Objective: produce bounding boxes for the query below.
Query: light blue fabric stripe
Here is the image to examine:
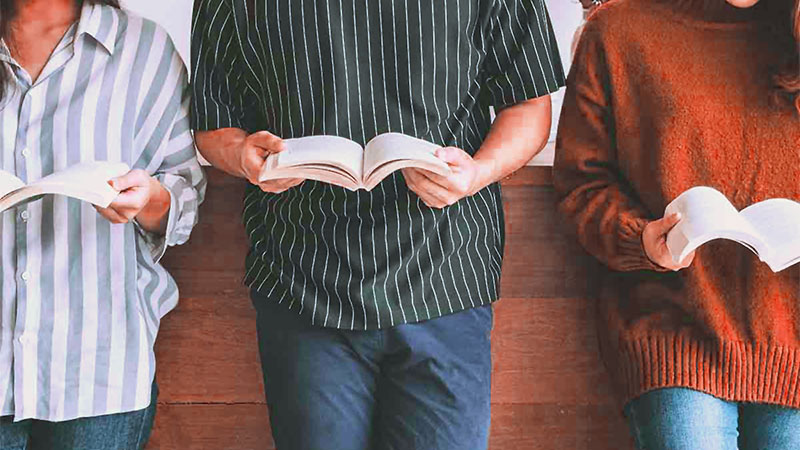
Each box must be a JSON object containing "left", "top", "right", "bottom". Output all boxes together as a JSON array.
[
  {"left": 91, "top": 10, "right": 128, "bottom": 417},
  {"left": 11, "top": 77, "right": 31, "bottom": 418},
  {"left": 34, "top": 65, "right": 65, "bottom": 418},
  {"left": 118, "top": 17, "right": 156, "bottom": 412},
  {"left": 62, "top": 37, "right": 97, "bottom": 420}
]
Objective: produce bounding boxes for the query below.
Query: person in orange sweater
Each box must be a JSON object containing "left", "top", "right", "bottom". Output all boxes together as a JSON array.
[{"left": 554, "top": 0, "right": 800, "bottom": 448}]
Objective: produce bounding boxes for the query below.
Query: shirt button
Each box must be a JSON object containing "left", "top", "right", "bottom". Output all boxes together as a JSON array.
[
  {"left": 20, "top": 148, "right": 30, "bottom": 157},
  {"left": 20, "top": 210, "right": 28, "bottom": 221},
  {"left": 18, "top": 335, "right": 26, "bottom": 344},
  {"left": 21, "top": 271, "right": 29, "bottom": 282}
]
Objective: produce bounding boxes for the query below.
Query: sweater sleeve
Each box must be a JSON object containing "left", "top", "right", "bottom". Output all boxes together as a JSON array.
[{"left": 553, "top": 18, "right": 664, "bottom": 273}]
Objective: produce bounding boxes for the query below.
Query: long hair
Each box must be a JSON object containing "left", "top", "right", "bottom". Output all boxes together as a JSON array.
[
  {"left": 775, "top": 0, "right": 800, "bottom": 112},
  {"left": 0, "top": 0, "right": 119, "bottom": 102}
]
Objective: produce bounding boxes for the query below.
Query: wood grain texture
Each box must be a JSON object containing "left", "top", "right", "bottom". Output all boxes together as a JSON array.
[
  {"left": 149, "top": 168, "right": 633, "bottom": 449},
  {"left": 489, "top": 404, "right": 633, "bottom": 450},
  {"left": 148, "top": 404, "right": 274, "bottom": 450},
  {"left": 148, "top": 403, "right": 632, "bottom": 450}
]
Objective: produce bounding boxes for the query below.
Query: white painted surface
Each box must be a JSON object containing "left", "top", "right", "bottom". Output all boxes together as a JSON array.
[
  {"left": 534, "top": 0, "right": 583, "bottom": 165},
  {"left": 119, "top": 0, "right": 192, "bottom": 66}
]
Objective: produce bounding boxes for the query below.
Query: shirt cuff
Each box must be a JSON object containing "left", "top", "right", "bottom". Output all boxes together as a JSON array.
[{"left": 134, "top": 174, "right": 181, "bottom": 263}]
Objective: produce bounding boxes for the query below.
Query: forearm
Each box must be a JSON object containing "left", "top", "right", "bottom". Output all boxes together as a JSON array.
[
  {"left": 195, "top": 128, "right": 249, "bottom": 178},
  {"left": 136, "top": 177, "right": 171, "bottom": 234},
  {"left": 471, "top": 95, "right": 552, "bottom": 191}
]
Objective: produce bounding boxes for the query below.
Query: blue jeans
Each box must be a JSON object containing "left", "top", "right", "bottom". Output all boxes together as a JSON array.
[
  {"left": 0, "top": 384, "right": 157, "bottom": 450},
  {"left": 625, "top": 388, "right": 800, "bottom": 450},
  {"left": 252, "top": 291, "right": 493, "bottom": 450}
]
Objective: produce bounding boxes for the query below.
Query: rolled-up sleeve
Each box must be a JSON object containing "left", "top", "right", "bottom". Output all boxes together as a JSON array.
[
  {"left": 191, "top": 0, "right": 255, "bottom": 132},
  {"left": 134, "top": 35, "right": 207, "bottom": 262},
  {"left": 479, "top": 0, "right": 566, "bottom": 106},
  {"left": 142, "top": 113, "right": 206, "bottom": 262}
]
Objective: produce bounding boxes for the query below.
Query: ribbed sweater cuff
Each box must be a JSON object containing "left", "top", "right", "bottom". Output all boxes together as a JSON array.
[
  {"left": 618, "top": 336, "right": 800, "bottom": 409},
  {"left": 617, "top": 216, "right": 668, "bottom": 272}
]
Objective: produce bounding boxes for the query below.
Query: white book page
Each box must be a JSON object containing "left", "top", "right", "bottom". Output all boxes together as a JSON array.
[
  {"left": 740, "top": 198, "right": 800, "bottom": 271},
  {"left": 275, "top": 136, "right": 365, "bottom": 181},
  {"left": 664, "top": 186, "right": 765, "bottom": 263},
  {"left": 363, "top": 133, "right": 449, "bottom": 177},
  {"left": 0, "top": 170, "right": 25, "bottom": 199},
  {"left": 0, "top": 161, "right": 129, "bottom": 213}
]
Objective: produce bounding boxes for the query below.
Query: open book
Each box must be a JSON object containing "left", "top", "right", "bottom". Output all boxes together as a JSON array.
[
  {"left": 0, "top": 161, "right": 130, "bottom": 213},
  {"left": 259, "top": 133, "right": 452, "bottom": 191},
  {"left": 665, "top": 186, "right": 800, "bottom": 272}
]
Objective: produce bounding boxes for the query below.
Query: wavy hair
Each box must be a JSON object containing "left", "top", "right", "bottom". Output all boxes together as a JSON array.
[{"left": 775, "top": 0, "right": 800, "bottom": 112}]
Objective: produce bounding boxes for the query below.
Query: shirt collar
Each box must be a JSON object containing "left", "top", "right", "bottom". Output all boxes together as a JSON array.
[
  {"left": 75, "top": 1, "right": 119, "bottom": 55},
  {"left": 0, "top": 42, "right": 12, "bottom": 66}
]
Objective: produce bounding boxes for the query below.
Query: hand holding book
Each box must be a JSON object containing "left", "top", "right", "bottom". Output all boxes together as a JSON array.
[
  {"left": 643, "top": 213, "right": 697, "bottom": 271},
  {"left": 662, "top": 187, "right": 800, "bottom": 273},
  {"left": 245, "top": 131, "right": 304, "bottom": 194},
  {"left": 0, "top": 161, "right": 173, "bottom": 234},
  {"left": 95, "top": 169, "right": 172, "bottom": 234},
  {"left": 0, "top": 161, "right": 130, "bottom": 214},
  {"left": 193, "top": 129, "right": 303, "bottom": 194},
  {"left": 403, "top": 146, "right": 492, "bottom": 209}
]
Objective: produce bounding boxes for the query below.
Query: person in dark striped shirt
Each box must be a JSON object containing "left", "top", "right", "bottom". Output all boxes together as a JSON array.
[{"left": 192, "top": 0, "right": 564, "bottom": 448}]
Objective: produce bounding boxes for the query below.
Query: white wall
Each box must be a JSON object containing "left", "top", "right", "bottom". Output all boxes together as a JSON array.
[
  {"left": 119, "top": 0, "right": 192, "bottom": 65},
  {"left": 121, "top": 0, "right": 581, "bottom": 163},
  {"left": 545, "top": 0, "right": 582, "bottom": 137}
]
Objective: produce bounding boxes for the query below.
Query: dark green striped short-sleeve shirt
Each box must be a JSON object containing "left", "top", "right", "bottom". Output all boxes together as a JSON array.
[{"left": 192, "top": 0, "right": 565, "bottom": 330}]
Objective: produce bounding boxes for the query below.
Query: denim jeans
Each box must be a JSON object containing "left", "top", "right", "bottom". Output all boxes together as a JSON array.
[
  {"left": 252, "top": 291, "right": 493, "bottom": 450},
  {"left": 0, "top": 383, "right": 157, "bottom": 450},
  {"left": 625, "top": 387, "right": 800, "bottom": 450}
]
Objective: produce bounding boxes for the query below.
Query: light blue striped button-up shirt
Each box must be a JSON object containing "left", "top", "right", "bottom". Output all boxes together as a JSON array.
[{"left": 0, "top": 2, "right": 206, "bottom": 422}]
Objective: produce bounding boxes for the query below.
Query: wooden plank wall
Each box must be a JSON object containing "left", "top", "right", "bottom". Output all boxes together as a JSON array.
[{"left": 147, "top": 167, "right": 635, "bottom": 450}]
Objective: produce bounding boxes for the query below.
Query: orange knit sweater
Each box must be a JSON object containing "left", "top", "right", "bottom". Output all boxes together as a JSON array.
[{"left": 554, "top": 0, "right": 800, "bottom": 408}]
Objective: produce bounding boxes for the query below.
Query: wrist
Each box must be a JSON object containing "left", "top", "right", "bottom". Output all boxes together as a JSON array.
[
  {"left": 196, "top": 128, "right": 251, "bottom": 179},
  {"left": 136, "top": 177, "right": 171, "bottom": 233},
  {"left": 470, "top": 157, "right": 499, "bottom": 195}
]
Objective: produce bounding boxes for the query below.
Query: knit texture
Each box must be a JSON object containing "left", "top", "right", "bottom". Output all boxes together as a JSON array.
[{"left": 555, "top": 0, "right": 800, "bottom": 408}]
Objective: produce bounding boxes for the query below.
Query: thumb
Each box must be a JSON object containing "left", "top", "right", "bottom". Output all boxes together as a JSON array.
[
  {"left": 109, "top": 170, "right": 144, "bottom": 192},
  {"left": 249, "top": 131, "right": 286, "bottom": 153},
  {"left": 435, "top": 147, "right": 471, "bottom": 167},
  {"left": 652, "top": 213, "right": 683, "bottom": 237}
]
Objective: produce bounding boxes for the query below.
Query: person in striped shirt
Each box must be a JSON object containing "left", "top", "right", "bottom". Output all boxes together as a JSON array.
[
  {"left": 0, "top": 0, "right": 205, "bottom": 448},
  {"left": 193, "top": 0, "right": 563, "bottom": 448}
]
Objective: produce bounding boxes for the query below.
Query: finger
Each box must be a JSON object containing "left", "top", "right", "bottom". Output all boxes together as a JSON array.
[
  {"left": 95, "top": 206, "right": 129, "bottom": 224},
  {"left": 263, "top": 180, "right": 300, "bottom": 193},
  {"left": 281, "top": 178, "right": 304, "bottom": 188},
  {"left": 110, "top": 189, "right": 149, "bottom": 209},
  {"left": 406, "top": 178, "right": 447, "bottom": 208},
  {"left": 244, "top": 151, "right": 271, "bottom": 182},
  {"left": 408, "top": 171, "right": 457, "bottom": 206},
  {"left": 248, "top": 131, "right": 286, "bottom": 153},
  {"left": 109, "top": 170, "right": 148, "bottom": 192},
  {"left": 418, "top": 194, "right": 447, "bottom": 209},
  {"left": 435, "top": 147, "right": 473, "bottom": 167},
  {"left": 678, "top": 251, "right": 696, "bottom": 269},
  {"left": 257, "top": 178, "right": 304, "bottom": 193},
  {"left": 402, "top": 170, "right": 444, "bottom": 208},
  {"left": 652, "top": 213, "right": 683, "bottom": 236},
  {"left": 417, "top": 169, "right": 455, "bottom": 188},
  {"left": 108, "top": 193, "right": 150, "bottom": 220}
]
